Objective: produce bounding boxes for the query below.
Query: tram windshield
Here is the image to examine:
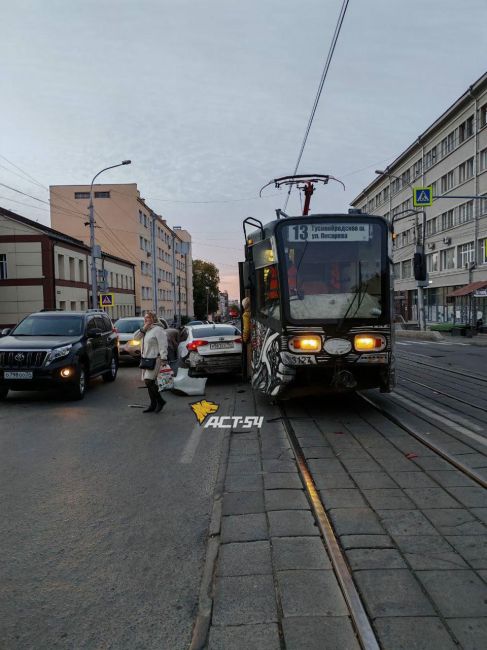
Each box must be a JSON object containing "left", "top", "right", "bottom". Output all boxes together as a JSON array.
[{"left": 280, "top": 220, "right": 385, "bottom": 322}]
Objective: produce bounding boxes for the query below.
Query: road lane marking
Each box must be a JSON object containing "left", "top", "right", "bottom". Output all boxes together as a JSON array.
[
  {"left": 390, "top": 392, "right": 487, "bottom": 448},
  {"left": 180, "top": 423, "right": 204, "bottom": 464}
]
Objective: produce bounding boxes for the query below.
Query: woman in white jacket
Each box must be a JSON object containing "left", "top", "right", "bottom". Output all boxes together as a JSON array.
[{"left": 134, "top": 311, "right": 168, "bottom": 413}]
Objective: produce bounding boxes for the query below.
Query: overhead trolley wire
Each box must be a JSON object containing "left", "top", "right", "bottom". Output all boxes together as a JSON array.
[{"left": 284, "top": 0, "right": 350, "bottom": 211}]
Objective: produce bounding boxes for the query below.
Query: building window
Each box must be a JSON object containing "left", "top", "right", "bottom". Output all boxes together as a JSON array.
[
  {"left": 440, "top": 171, "right": 455, "bottom": 193},
  {"left": 441, "top": 248, "right": 455, "bottom": 270},
  {"left": 94, "top": 191, "right": 110, "bottom": 198},
  {"left": 139, "top": 236, "right": 144, "bottom": 250},
  {"left": 427, "top": 252, "right": 439, "bottom": 272},
  {"left": 458, "top": 200, "right": 474, "bottom": 224},
  {"left": 424, "top": 146, "right": 437, "bottom": 170},
  {"left": 480, "top": 239, "right": 487, "bottom": 264},
  {"left": 0, "top": 253, "right": 7, "bottom": 279},
  {"left": 426, "top": 217, "right": 438, "bottom": 235},
  {"left": 441, "top": 209, "right": 454, "bottom": 230},
  {"left": 459, "top": 116, "right": 474, "bottom": 143},
  {"left": 79, "top": 259, "right": 85, "bottom": 282},
  {"left": 402, "top": 259, "right": 412, "bottom": 279},
  {"left": 413, "top": 159, "right": 423, "bottom": 178},
  {"left": 480, "top": 103, "right": 487, "bottom": 129},
  {"left": 59, "top": 301, "right": 66, "bottom": 310},
  {"left": 57, "top": 254, "right": 65, "bottom": 279},
  {"left": 458, "top": 242, "right": 474, "bottom": 267},
  {"left": 70, "top": 301, "right": 76, "bottom": 310},
  {"left": 80, "top": 301, "right": 86, "bottom": 311},
  {"left": 69, "top": 257, "right": 75, "bottom": 281},
  {"left": 480, "top": 148, "right": 487, "bottom": 172},
  {"left": 459, "top": 157, "right": 474, "bottom": 183},
  {"left": 74, "top": 192, "right": 90, "bottom": 199}
]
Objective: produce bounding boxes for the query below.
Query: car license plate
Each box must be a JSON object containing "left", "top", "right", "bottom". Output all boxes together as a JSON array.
[
  {"left": 4, "top": 371, "right": 33, "bottom": 379},
  {"left": 210, "top": 342, "right": 233, "bottom": 350}
]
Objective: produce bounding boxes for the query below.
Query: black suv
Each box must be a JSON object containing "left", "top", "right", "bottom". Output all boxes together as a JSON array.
[{"left": 0, "top": 310, "right": 119, "bottom": 400}]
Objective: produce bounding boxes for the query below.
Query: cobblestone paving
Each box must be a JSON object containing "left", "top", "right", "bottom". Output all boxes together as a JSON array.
[{"left": 204, "top": 390, "right": 487, "bottom": 649}]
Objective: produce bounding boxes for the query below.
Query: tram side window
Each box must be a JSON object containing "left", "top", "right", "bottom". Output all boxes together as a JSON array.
[{"left": 256, "top": 265, "right": 280, "bottom": 319}]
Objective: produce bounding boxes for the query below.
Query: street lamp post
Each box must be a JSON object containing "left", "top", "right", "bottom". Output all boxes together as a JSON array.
[
  {"left": 88, "top": 160, "right": 131, "bottom": 309},
  {"left": 206, "top": 286, "right": 210, "bottom": 319}
]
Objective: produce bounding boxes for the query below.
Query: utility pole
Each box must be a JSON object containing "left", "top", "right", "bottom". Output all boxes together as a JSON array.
[
  {"left": 88, "top": 160, "right": 131, "bottom": 309},
  {"left": 150, "top": 211, "right": 158, "bottom": 316}
]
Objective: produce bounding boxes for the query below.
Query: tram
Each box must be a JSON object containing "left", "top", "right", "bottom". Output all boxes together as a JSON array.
[{"left": 240, "top": 206, "right": 395, "bottom": 399}]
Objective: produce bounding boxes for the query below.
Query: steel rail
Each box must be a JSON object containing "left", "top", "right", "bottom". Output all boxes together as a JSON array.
[
  {"left": 396, "top": 354, "right": 487, "bottom": 383},
  {"left": 357, "top": 393, "right": 487, "bottom": 490},
  {"left": 398, "top": 376, "right": 487, "bottom": 414},
  {"left": 279, "top": 406, "right": 380, "bottom": 650}
]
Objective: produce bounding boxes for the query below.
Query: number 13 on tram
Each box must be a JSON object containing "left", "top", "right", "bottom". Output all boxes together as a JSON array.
[{"left": 239, "top": 211, "right": 395, "bottom": 399}]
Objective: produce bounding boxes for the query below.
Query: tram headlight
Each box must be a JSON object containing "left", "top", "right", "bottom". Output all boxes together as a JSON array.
[
  {"left": 289, "top": 335, "right": 322, "bottom": 353},
  {"left": 354, "top": 334, "right": 386, "bottom": 352}
]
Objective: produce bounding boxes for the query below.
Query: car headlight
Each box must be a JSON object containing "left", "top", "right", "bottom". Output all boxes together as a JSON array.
[
  {"left": 45, "top": 344, "right": 73, "bottom": 365},
  {"left": 354, "top": 334, "right": 386, "bottom": 352},
  {"left": 127, "top": 339, "right": 140, "bottom": 347}
]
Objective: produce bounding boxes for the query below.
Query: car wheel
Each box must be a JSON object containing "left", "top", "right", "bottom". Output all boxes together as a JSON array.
[
  {"left": 0, "top": 386, "right": 9, "bottom": 400},
  {"left": 68, "top": 365, "right": 87, "bottom": 400},
  {"left": 103, "top": 354, "right": 118, "bottom": 382}
]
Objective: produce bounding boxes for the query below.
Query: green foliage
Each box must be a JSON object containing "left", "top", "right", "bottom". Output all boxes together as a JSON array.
[
  {"left": 193, "top": 259, "right": 220, "bottom": 319},
  {"left": 430, "top": 323, "right": 467, "bottom": 331}
]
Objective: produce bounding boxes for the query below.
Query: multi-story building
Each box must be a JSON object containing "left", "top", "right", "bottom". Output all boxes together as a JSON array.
[
  {"left": 0, "top": 207, "right": 136, "bottom": 327},
  {"left": 218, "top": 290, "right": 229, "bottom": 321},
  {"left": 352, "top": 72, "right": 487, "bottom": 324},
  {"left": 49, "top": 183, "right": 194, "bottom": 321}
]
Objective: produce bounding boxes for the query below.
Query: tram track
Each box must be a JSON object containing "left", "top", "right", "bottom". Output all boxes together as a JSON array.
[
  {"left": 396, "top": 353, "right": 487, "bottom": 384},
  {"left": 397, "top": 375, "right": 487, "bottom": 415},
  {"left": 279, "top": 394, "right": 486, "bottom": 650},
  {"left": 356, "top": 392, "right": 487, "bottom": 490},
  {"left": 279, "top": 404, "right": 380, "bottom": 650}
]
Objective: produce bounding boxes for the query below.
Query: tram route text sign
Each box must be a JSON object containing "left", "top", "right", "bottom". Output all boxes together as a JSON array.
[{"left": 287, "top": 223, "right": 370, "bottom": 242}]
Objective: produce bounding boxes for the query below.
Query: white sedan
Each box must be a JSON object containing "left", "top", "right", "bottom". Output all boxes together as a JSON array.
[{"left": 177, "top": 324, "right": 242, "bottom": 376}]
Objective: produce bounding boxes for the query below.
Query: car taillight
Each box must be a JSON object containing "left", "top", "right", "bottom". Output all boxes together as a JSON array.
[
  {"left": 234, "top": 337, "right": 242, "bottom": 343},
  {"left": 187, "top": 339, "right": 209, "bottom": 351}
]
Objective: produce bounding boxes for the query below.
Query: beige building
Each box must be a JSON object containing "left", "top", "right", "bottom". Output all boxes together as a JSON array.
[
  {"left": 0, "top": 207, "right": 135, "bottom": 327},
  {"left": 49, "top": 183, "right": 194, "bottom": 322},
  {"left": 352, "top": 72, "right": 487, "bottom": 324}
]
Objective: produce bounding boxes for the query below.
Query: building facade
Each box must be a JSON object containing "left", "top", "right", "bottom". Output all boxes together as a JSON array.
[
  {"left": 49, "top": 183, "right": 194, "bottom": 322},
  {"left": 352, "top": 73, "right": 487, "bottom": 324},
  {"left": 0, "top": 207, "right": 136, "bottom": 327}
]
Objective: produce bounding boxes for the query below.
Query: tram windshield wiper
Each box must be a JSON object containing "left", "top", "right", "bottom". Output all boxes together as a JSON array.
[{"left": 336, "top": 261, "right": 365, "bottom": 332}]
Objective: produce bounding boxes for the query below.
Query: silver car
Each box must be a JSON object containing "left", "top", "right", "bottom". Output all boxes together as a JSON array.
[{"left": 114, "top": 317, "right": 144, "bottom": 362}]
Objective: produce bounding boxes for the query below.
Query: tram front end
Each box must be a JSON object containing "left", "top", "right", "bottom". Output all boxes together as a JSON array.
[{"left": 242, "top": 212, "right": 394, "bottom": 399}]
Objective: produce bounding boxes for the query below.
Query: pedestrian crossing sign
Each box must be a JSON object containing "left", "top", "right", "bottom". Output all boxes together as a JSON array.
[
  {"left": 99, "top": 293, "right": 114, "bottom": 307},
  {"left": 413, "top": 186, "right": 433, "bottom": 207}
]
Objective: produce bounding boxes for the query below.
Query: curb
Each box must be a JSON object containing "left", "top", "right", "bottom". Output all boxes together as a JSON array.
[
  {"left": 189, "top": 423, "right": 230, "bottom": 650},
  {"left": 395, "top": 329, "right": 444, "bottom": 342}
]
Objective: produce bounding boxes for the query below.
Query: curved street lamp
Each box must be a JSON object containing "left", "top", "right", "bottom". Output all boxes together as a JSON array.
[{"left": 89, "top": 160, "right": 131, "bottom": 308}]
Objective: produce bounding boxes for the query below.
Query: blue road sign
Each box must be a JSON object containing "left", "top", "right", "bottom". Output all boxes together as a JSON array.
[{"left": 413, "top": 187, "right": 433, "bottom": 207}]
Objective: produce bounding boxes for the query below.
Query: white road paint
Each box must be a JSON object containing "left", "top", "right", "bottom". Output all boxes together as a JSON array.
[
  {"left": 179, "top": 422, "right": 204, "bottom": 464},
  {"left": 397, "top": 341, "right": 468, "bottom": 347},
  {"left": 391, "top": 391, "right": 487, "bottom": 447}
]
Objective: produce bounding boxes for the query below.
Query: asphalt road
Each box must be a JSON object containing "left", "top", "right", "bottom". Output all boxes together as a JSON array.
[{"left": 0, "top": 366, "right": 237, "bottom": 649}]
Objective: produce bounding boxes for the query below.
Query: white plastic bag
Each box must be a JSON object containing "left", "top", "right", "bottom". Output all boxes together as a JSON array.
[{"left": 157, "top": 364, "right": 174, "bottom": 391}]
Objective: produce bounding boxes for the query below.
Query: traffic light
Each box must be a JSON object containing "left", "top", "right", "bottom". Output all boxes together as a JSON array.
[{"left": 413, "top": 252, "right": 427, "bottom": 281}]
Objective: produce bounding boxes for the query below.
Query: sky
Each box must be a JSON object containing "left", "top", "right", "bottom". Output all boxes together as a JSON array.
[{"left": 1, "top": 0, "right": 486, "bottom": 299}]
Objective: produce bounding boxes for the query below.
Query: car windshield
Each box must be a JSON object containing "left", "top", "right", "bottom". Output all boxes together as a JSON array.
[
  {"left": 281, "top": 221, "right": 385, "bottom": 321},
  {"left": 12, "top": 315, "right": 84, "bottom": 336},
  {"left": 114, "top": 319, "right": 144, "bottom": 333},
  {"left": 191, "top": 325, "right": 240, "bottom": 338}
]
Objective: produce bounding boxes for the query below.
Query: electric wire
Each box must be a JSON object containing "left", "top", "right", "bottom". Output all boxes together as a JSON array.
[{"left": 284, "top": 0, "right": 350, "bottom": 211}]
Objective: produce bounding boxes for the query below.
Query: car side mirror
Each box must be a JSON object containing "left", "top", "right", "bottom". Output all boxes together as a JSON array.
[
  {"left": 87, "top": 328, "right": 102, "bottom": 338},
  {"left": 1, "top": 328, "right": 11, "bottom": 337}
]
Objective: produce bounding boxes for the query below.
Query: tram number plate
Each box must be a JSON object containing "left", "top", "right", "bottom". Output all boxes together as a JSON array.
[
  {"left": 210, "top": 342, "right": 233, "bottom": 350},
  {"left": 4, "top": 371, "right": 33, "bottom": 379}
]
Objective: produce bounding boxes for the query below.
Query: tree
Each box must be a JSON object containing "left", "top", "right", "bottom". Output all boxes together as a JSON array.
[{"left": 193, "top": 260, "right": 220, "bottom": 319}]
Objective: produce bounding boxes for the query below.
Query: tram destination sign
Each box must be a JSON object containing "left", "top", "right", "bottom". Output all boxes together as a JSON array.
[{"left": 287, "top": 223, "right": 370, "bottom": 242}]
